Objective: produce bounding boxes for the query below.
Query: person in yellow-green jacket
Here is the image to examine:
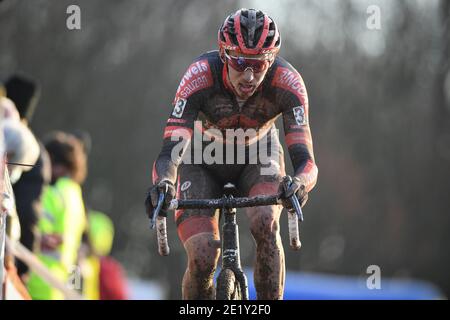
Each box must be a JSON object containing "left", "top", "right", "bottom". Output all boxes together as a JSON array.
[{"left": 26, "top": 132, "right": 87, "bottom": 299}]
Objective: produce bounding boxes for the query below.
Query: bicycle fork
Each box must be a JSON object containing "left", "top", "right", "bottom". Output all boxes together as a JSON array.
[{"left": 221, "top": 206, "right": 249, "bottom": 300}]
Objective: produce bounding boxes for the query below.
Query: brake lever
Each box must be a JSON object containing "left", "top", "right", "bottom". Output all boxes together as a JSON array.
[
  {"left": 289, "top": 193, "right": 304, "bottom": 222},
  {"left": 282, "top": 176, "right": 304, "bottom": 222},
  {"left": 149, "top": 184, "right": 168, "bottom": 229}
]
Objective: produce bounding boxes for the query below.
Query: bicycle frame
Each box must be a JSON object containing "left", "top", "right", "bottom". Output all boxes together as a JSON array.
[{"left": 219, "top": 189, "right": 249, "bottom": 300}]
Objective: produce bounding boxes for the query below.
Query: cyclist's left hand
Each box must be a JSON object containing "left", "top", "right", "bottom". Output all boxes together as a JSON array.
[
  {"left": 278, "top": 176, "right": 308, "bottom": 210},
  {"left": 145, "top": 180, "right": 176, "bottom": 218}
]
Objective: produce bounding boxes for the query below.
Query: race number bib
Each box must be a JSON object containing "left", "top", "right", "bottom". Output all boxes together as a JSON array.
[
  {"left": 172, "top": 98, "right": 187, "bottom": 118},
  {"left": 293, "top": 105, "right": 307, "bottom": 126}
]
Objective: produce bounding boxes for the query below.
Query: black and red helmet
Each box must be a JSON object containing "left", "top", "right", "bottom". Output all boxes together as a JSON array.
[{"left": 218, "top": 8, "right": 281, "bottom": 56}]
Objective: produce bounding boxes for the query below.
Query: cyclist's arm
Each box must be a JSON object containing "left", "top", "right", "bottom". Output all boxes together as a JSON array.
[
  {"left": 275, "top": 68, "right": 318, "bottom": 192},
  {"left": 152, "top": 59, "right": 213, "bottom": 185},
  {"left": 152, "top": 107, "right": 197, "bottom": 185}
]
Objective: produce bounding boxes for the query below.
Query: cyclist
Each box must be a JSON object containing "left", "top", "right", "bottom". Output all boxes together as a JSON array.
[{"left": 145, "top": 8, "right": 318, "bottom": 300}]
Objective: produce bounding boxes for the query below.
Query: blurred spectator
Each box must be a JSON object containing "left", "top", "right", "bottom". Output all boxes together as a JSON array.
[
  {"left": 26, "top": 131, "right": 87, "bottom": 299},
  {"left": 1, "top": 161, "right": 32, "bottom": 300},
  {"left": 70, "top": 130, "right": 128, "bottom": 299},
  {"left": 4, "top": 74, "right": 52, "bottom": 279},
  {"left": 1, "top": 96, "right": 39, "bottom": 242},
  {"left": 1, "top": 96, "right": 37, "bottom": 300},
  {"left": 81, "top": 210, "right": 128, "bottom": 300}
]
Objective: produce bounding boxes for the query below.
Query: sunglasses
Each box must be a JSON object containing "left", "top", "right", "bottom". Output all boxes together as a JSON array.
[{"left": 224, "top": 52, "right": 272, "bottom": 73}]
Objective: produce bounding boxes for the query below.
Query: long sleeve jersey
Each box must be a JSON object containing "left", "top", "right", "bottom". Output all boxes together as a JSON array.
[{"left": 152, "top": 51, "right": 318, "bottom": 192}]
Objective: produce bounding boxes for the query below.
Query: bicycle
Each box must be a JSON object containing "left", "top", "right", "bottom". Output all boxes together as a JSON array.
[{"left": 149, "top": 175, "right": 304, "bottom": 300}]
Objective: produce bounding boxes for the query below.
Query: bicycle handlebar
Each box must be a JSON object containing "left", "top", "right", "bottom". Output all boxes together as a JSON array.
[
  {"left": 169, "top": 194, "right": 281, "bottom": 210},
  {"left": 150, "top": 176, "right": 304, "bottom": 255}
]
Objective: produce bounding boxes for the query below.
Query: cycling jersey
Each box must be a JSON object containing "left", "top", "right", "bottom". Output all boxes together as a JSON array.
[{"left": 152, "top": 50, "right": 318, "bottom": 192}]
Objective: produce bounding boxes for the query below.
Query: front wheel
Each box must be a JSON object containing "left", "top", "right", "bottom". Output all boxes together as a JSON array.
[{"left": 216, "top": 269, "right": 241, "bottom": 300}]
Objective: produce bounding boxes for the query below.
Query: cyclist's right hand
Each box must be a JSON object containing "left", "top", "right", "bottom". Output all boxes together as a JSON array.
[{"left": 145, "top": 180, "right": 176, "bottom": 218}]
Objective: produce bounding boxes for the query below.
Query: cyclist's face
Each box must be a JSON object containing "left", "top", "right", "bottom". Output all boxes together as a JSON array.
[{"left": 226, "top": 50, "right": 273, "bottom": 100}]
